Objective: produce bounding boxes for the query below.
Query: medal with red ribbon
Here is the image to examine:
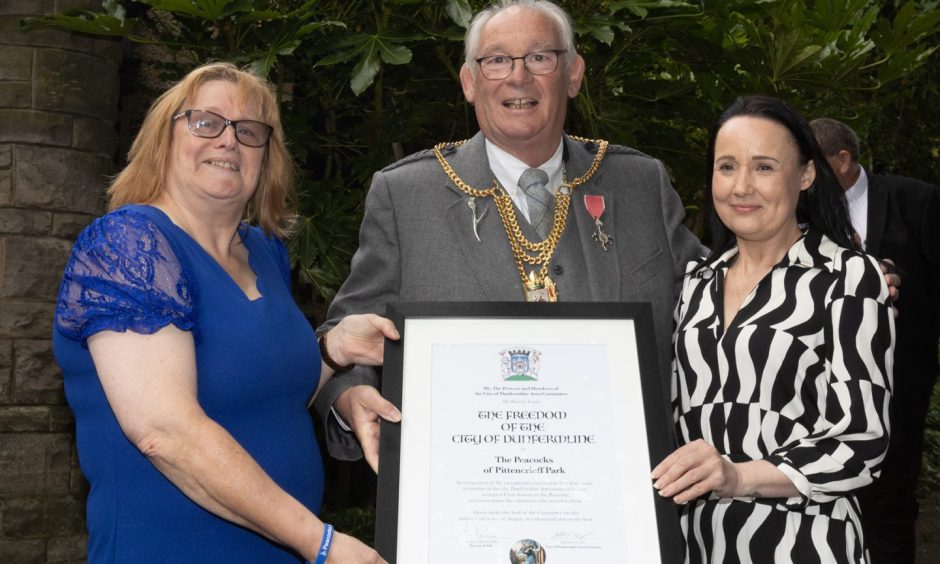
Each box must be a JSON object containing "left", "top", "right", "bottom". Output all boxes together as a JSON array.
[{"left": 584, "top": 195, "right": 612, "bottom": 251}]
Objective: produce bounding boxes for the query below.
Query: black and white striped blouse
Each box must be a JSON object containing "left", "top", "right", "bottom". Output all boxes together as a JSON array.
[{"left": 672, "top": 228, "right": 894, "bottom": 563}]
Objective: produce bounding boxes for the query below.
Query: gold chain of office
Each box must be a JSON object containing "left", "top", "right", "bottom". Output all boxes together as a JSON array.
[{"left": 432, "top": 136, "right": 609, "bottom": 289}]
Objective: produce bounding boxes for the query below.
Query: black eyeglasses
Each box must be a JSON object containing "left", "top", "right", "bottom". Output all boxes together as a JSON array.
[
  {"left": 475, "top": 50, "right": 566, "bottom": 80},
  {"left": 172, "top": 109, "right": 273, "bottom": 148}
]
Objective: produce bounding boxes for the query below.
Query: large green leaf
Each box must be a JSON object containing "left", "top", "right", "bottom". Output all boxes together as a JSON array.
[
  {"left": 445, "top": 0, "right": 473, "bottom": 28},
  {"left": 316, "top": 30, "right": 414, "bottom": 94},
  {"left": 576, "top": 13, "right": 617, "bottom": 46},
  {"left": 144, "top": 0, "right": 248, "bottom": 21},
  {"left": 350, "top": 50, "right": 381, "bottom": 95},
  {"left": 21, "top": 11, "right": 136, "bottom": 38}
]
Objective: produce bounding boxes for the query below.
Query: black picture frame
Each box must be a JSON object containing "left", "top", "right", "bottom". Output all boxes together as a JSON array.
[{"left": 375, "top": 301, "right": 682, "bottom": 563}]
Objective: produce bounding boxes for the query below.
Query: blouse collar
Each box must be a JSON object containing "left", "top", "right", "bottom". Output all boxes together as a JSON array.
[{"left": 697, "top": 228, "right": 837, "bottom": 279}]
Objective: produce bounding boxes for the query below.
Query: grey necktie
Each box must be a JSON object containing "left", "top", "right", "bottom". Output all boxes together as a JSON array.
[{"left": 518, "top": 167, "right": 554, "bottom": 239}]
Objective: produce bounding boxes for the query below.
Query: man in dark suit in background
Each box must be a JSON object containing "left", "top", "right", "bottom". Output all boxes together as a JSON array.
[{"left": 812, "top": 117, "right": 940, "bottom": 564}]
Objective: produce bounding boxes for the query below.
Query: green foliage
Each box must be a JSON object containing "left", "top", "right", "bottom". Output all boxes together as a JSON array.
[
  {"left": 562, "top": 0, "right": 940, "bottom": 205},
  {"left": 287, "top": 178, "right": 362, "bottom": 302},
  {"left": 23, "top": 0, "right": 940, "bottom": 308},
  {"left": 867, "top": 47, "right": 940, "bottom": 179},
  {"left": 22, "top": 0, "right": 136, "bottom": 38},
  {"left": 920, "top": 380, "right": 940, "bottom": 497}
]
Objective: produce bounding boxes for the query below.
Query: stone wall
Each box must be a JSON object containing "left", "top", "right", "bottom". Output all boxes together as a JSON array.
[{"left": 0, "top": 1, "right": 121, "bottom": 562}]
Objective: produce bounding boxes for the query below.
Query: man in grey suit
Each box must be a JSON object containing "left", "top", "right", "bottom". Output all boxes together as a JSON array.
[{"left": 314, "top": 0, "right": 705, "bottom": 468}]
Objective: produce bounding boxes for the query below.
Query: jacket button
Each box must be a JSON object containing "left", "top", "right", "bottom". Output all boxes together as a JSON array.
[{"left": 554, "top": 264, "right": 564, "bottom": 275}]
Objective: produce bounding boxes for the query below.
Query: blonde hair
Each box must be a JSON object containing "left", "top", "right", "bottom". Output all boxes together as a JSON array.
[{"left": 108, "top": 61, "right": 296, "bottom": 237}]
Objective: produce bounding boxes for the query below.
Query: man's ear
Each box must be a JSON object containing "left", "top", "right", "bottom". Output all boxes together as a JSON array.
[
  {"left": 567, "top": 54, "right": 585, "bottom": 98},
  {"left": 836, "top": 150, "right": 853, "bottom": 175},
  {"left": 459, "top": 64, "right": 476, "bottom": 104},
  {"left": 801, "top": 159, "right": 816, "bottom": 191}
]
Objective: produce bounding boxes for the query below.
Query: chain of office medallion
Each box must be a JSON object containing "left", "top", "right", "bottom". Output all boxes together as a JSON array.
[
  {"left": 433, "top": 137, "right": 609, "bottom": 284},
  {"left": 434, "top": 136, "right": 608, "bottom": 252}
]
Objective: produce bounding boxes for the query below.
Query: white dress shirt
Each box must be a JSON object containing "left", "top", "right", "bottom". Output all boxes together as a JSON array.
[
  {"left": 485, "top": 138, "right": 564, "bottom": 222},
  {"left": 845, "top": 167, "right": 869, "bottom": 249}
]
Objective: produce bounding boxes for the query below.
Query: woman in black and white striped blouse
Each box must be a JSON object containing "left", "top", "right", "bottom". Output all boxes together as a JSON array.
[{"left": 651, "top": 96, "right": 894, "bottom": 563}]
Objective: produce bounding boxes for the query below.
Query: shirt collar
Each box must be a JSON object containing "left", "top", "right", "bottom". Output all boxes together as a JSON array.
[
  {"left": 485, "top": 138, "right": 565, "bottom": 197},
  {"left": 844, "top": 166, "right": 868, "bottom": 206},
  {"left": 701, "top": 228, "right": 833, "bottom": 277}
]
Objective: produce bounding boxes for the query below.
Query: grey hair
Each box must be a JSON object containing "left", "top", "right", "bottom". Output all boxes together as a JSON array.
[
  {"left": 464, "top": 0, "right": 577, "bottom": 76},
  {"left": 809, "top": 117, "right": 860, "bottom": 161}
]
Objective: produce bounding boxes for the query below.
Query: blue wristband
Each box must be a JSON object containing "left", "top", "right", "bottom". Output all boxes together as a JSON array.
[{"left": 313, "top": 523, "right": 334, "bottom": 564}]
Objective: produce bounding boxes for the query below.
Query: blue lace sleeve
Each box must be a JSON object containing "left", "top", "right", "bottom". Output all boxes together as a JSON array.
[{"left": 55, "top": 208, "right": 197, "bottom": 346}]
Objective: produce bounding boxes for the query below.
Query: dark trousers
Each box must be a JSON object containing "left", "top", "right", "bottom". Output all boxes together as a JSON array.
[{"left": 857, "top": 360, "right": 938, "bottom": 564}]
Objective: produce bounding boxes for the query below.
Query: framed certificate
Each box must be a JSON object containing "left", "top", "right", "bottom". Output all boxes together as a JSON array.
[{"left": 375, "top": 302, "right": 682, "bottom": 564}]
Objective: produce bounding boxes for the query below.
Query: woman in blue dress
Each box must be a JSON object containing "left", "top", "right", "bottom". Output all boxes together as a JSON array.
[{"left": 53, "top": 62, "right": 396, "bottom": 563}]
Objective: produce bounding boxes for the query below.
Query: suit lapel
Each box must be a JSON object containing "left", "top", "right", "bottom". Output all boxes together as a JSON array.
[
  {"left": 443, "top": 132, "right": 524, "bottom": 300},
  {"left": 865, "top": 169, "right": 888, "bottom": 256},
  {"left": 562, "top": 136, "right": 622, "bottom": 301},
  {"left": 440, "top": 132, "right": 493, "bottom": 197}
]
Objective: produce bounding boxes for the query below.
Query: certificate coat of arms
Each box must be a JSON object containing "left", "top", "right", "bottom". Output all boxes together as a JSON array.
[{"left": 499, "top": 348, "right": 541, "bottom": 381}]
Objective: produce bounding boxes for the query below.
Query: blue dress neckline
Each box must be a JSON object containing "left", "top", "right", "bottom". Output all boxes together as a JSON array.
[{"left": 130, "top": 204, "right": 267, "bottom": 303}]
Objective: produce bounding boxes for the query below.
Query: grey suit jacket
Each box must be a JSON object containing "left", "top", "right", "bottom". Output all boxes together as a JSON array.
[{"left": 316, "top": 132, "right": 705, "bottom": 460}]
